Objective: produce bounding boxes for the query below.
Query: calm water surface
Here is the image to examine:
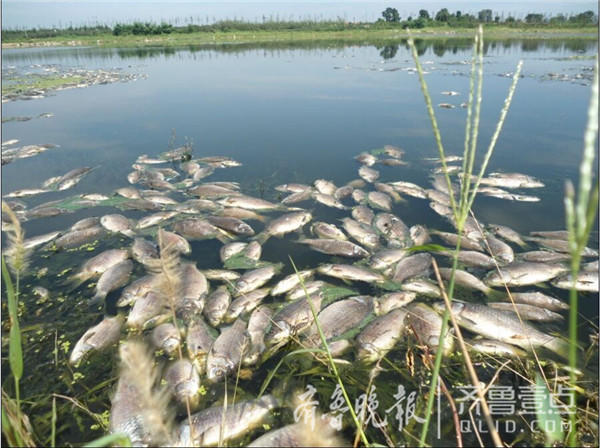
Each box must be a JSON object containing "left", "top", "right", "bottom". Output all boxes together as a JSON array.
[{"left": 1, "top": 38, "right": 598, "bottom": 446}]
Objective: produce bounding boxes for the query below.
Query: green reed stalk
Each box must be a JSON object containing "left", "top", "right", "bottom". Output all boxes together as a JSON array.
[
  {"left": 564, "top": 56, "right": 598, "bottom": 447},
  {"left": 408, "top": 25, "right": 521, "bottom": 447},
  {"left": 289, "top": 256, "right": 369, "bottom": 447}
]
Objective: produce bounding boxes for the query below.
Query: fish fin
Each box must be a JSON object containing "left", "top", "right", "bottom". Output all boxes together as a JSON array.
[{"left": 547, "top": 337, "right": 569, "bottom": 359}]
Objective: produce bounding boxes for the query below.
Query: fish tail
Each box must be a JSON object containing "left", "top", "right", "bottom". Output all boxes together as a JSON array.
[
  {"left": 547, "top": 337, "right": 569, "bottom": 359},
  {"left": 65, "top": 272, "right": 88, "bottom": 291}
]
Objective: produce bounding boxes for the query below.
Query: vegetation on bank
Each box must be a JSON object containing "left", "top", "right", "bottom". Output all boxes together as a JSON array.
[
  {"left": 2, "top": 26, "right": 598, "bottom": 50},
  {"left": 2, "top": 8, "right": 597, "bottom": 45}
]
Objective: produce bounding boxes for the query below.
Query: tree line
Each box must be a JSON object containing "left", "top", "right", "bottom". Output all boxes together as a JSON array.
[
  {"left": 380, "top": 7, "right": 598, "bottom": 28},
  {"left": 2, "top": 9, "right": 597, "bottom": 40}
]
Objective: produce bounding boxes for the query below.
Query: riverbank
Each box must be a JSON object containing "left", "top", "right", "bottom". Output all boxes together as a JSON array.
[{"left": 3, "top": 26, "right": 598, "bottom": 49}]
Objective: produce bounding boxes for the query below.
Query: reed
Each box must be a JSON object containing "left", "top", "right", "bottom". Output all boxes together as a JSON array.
[
  {"left": 563, "top": 56, "right": 598, "bottom": 447},
  {"left": 406, "top": 25, "right": 522, "bottom": 447}
]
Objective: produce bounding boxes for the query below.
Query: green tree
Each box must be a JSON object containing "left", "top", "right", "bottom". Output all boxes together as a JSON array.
[
  {"left": 382, "top": 7, "right": 400, "bottom": 22},
  {"left": 478, "top": 9, "right": 493, "bottom": 23},
  {"left": 525, "top": 13, "right": 544, "bottom": 24},
  {"left": 435, "top": 8, "right": 450, "bottom": 22},
  {"left": 419, "top": 9, "right": 430, "bottom": 20}
]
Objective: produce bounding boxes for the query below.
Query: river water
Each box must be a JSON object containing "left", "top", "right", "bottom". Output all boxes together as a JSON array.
[{"left": 1, "top": 38, "right": 598, "bottom": 446}]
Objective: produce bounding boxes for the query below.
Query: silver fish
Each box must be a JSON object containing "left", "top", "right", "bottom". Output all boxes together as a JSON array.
[
  {"left": 234, "top": 265, "right": 280, "bottom": 296},
  {"left": 271, "top": 270, "right": 314, "bottom": 296},
  {"left": 356, "top": 308, "right": 407, "bottom": 363},
  {"left": 205, "top": 318, "right": 248, "bottom": 383},
  {"left": 311, "top": 221, "right": 347, "bottom": 241},
  {"left": 392, "top": 253, "right": 432, "bottom": 283},
  {"left": 91, "top": 260, "right": 134, "bottom": 304},
  {"left": 487, "top": 302, "right": 564, "bottom": 322},
  {"left": 405, "top": 303, "right": 453, "bottom": 354},
  {"left": 317, "top": 264, "right": 384, "bottom": 283},
  {"left": 552, "top": 271, "right": 598, "bottom": 292},
  {"left": 485, "top": 262, "right": 568, "bottom": 287},
  {"left": 435, "top": 302, "right": 567, "bottom": 357},
  {"left": 151, "top": 322, "right": 181, "bottom": 355},
  {"left": 69, "top": 315, "right": 124, "bottom": 366},
  {"left": 203, "top": 286, "right": 232, "bottom": 327},
  {"left": 298, "top": 238, "right": 369, "bottom": 258},
  {"left": 176, "top": 395, "right": 279, "bottom": 447},
  {"left": 224, "top": 288, "right": 270, "bottom": 322}
]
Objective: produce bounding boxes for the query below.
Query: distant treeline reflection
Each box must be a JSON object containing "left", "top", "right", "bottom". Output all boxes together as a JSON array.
[{"left": 3, "top": 38, "right": 597, "bottom": 63}]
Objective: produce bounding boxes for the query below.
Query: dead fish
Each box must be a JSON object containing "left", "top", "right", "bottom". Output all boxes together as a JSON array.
[
  {"left": 52, "top": 226, "right": 106, "bottom": 250},
  {"left": 256, "top": 211, "right": 312, "bottom": 243},
  {"left": 441, "top": 91, "right": 460, "bottom": 96},
  {"left": 271, "top": 270, "right": 314, "bottom": 296},
  {"left": 4, "top": 188, "right": 50, "bottom": 198},
  {"left": 389, "top": 181, "right": 428, "bottom": 199},
  {"left": 220, "top": 242, "right": 248, "bottom": 262},
  {"left": 519, "top": 251, "right": 571, "bottom": 263},
  {"left": 159, "top": 230, "right": 191, "bottom": 255},
  {"left": 304, "top": 296, "right": 374, "bottom": 346},
  {"left": 375, "top": 291, "right": 416, "bottom": 315},
  {"left": 410, "top": 225, "right": 431, "bottom": 246},
  {"left": 203, "top": 286, "right": 231, "bottom": 327},
  {"left": 358, "top": 165, "right": 380, "bottom": 183},
  {"left": 356, "top": 308, "right": 407, "bottom": 363},
  {"left": 313, "top": 192, "right": 348, "bottom": 210},
  {"left": 100, "top": 214, "right": 135, "bottom": 237},
  {"left": 188, "top": 184, "right": 239, "bottom": 199},
  {"left": 126, "top": 291, "right": 168, "bottom": 330},
  {"left": 487, "top": 302, "right": 564, "bottom": 322},
  {"left": 90, "top": 260, "right": 134, "bottom": 304},
  {"left": 163, "top": 359, "right": 200, "bottom": 408},
  {"left": 136, "top": 211, "right": 178, "bottom": 230},
  {"left": 286, "top": 280, "right": 326, "bottom": 301},
  {"left": 311, "top": 221, "right": 347, "bottom": 241},
  {"left": 381, "top": 158, "right": 408, "bottom": 167},
  {"left": 131, "top": 238, "right": 159, "bottom": 265},
  {"left": 225, "top": 288, "right": 270, "bottom": 322},
  {"left": 202, "top": 269, "right": 240, "bottom": 282},
  {"left": 401, "top": 278, "right": 442, "bottom": 298},
  {"left": 367, "top": 191, "right": 392, "bottom": 211},
  {"left": 552, "top": 271, "right": 598, "bottom": 292},
  {"left": 282, "top": 189, "right": 313, "bottom": 205},
  {"left": 469, "top": 339, "right": 527, "bottom": 358},
  {"left": 243, "top": 305, "right": 273, "bottom": 366},
  {"left": 186, "top": 317, "right": 216, "bottom": 372},
  {"left": 392, "top": 253, "right": 432, "bottom": 283},
  {"left": 205, "top": 318, "right": 248, "bottom": 383},
  {"left": 115, "top": 187, "right": 141, "bottom": 199},
  {"left": 351, "top": 189, "right": 367, "bottom": 204},
  {"left": 71, "top": 249, "right": 130, "bottom": 284},
  {"left": 317, "top": 264, "right": 384, "bottom": 283},
  {"left": 209, "top": 207, "right": 263, "bottom": 226},
  {"left": 341, "top": 217, "right": 380, "bottom": 249},
  {"left": 438, "top": 103, "right": 455, "bottom": 109},
  {"left": 172, "top": 218, "right": 232, "bottom": 242},
  {"left": 265, "top": 293, "right": 324, "bottom": 348},
  {"left": 369, "top": 248, "right": 408, "bottom": 270},
  {"left": 485, "top": 262, "right": 568, "bottom": 287},
  {"left": 383, "top": 145, "right": 404, "bottom": 158},
  {"left": 355, "top": 152, "right": 377, "bottom": 166},
  {"left": 207, "top": 215, "right": 255, "bottom": 236},
  {"left": 488, "top": 224, "right": 528, "bottom": 248},
  {"left": 438, "top": 267, "right": 492, "bottom": 295},
  {"left": 218, "top": 195, "right": 280, "bottom": 211},
  {"left": 69, "top": 315, "right": 124, "bottom": 366},
  {"left": 314, "top": 179, "right": 337, "bottom": 196},
  {"left": 373, "top": 213, "right": 409, "bottom": 245},
  {"left": 527, "top": 237, "right": 597, "bottom": 257},
  {"left": 435, "top": 302, "right": 567, "bottom": 357},
  {"left": 485, "top": 235, "right": 515, "bottom": 264},
  {"left": 298, "top": 238, "right": 369, "bottom": 258},
  {"left": 351, "top": 205, "right": 374, "bottom": 226},
  {"left": 117, "top": 275, "right": 160, "bottom": 307},
  {"left": 275, "top": 183, "right": 312, "bottom": 193},
  {"left": 175, "top": 395, "right": 279, "bottom": 447},
  {"left": 496, "top": 291, "right": 568, "bottom": 311},
  {"left": 405, "top": 303, "right": 453, "bottom": 354},
  {"left": 234, "top": 265, "right": 280, "bottom": 296},
  {"left": 334, "top": 185, "right": 354, "bottom": 200},
  {"left": 20, "top": 231, "right": 61, "bottom": 250},
  {"left": 440, "top": 250, "right": 496, "bottom": 269},
  {"left": 151, "top": 322, "right": 181, "bottom": 355}
]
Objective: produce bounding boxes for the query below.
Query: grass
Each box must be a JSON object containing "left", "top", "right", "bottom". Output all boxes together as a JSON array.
[
  {"left": 2, "top": 25, "right": 597, "bottom": 49},
  {"left": 563, "top": 56, "right": 598, "bottom": 447},
  {"left": 406, "top": 25, "right": 523, "bottom": 447}
]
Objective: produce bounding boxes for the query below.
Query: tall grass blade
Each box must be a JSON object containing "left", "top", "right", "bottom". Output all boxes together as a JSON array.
[
  {"left": 289, "top": 256, "right": 370, "bottom": 447},
  {"left": 564, "top": 56, "right": 598, "bottom": 447},
  {"left": 534, "top": 374, "right": 564, "bottom": 444},
  {"left": 83, "top": 432, "right": 132, "bottom": 447}
]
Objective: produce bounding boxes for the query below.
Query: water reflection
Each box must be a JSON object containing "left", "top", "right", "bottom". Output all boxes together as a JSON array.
[{"left": 2, "top": 37, "right": 597, "bottom": 63}]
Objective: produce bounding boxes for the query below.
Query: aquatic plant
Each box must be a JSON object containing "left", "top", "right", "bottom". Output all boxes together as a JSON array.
[
  {"left": 406, "top": 25, "right": 522, "bottom": 447},
  {"left": 563, "top": 56, "right": 598, "bottom": 447}
]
